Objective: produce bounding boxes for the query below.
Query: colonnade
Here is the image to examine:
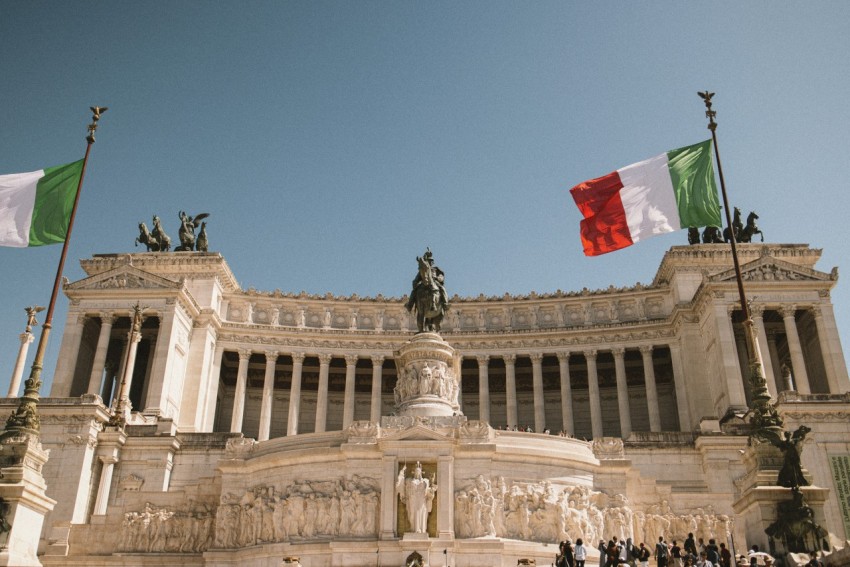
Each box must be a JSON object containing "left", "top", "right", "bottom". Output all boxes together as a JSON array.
[{"left": 219, "top": 343, "right": 685, "bottom": 440}]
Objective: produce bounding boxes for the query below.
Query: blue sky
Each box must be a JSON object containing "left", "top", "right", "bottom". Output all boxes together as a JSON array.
[{"left": 1, "top": 2, "right": 849, "bottom": 395}]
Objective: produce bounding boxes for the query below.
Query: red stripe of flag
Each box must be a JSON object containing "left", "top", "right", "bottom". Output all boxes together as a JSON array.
[{"left": 569, "top": 170, "right": 633, "bottom": 256}]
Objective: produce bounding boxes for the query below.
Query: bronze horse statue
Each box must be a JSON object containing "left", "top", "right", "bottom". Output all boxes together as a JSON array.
[
  {"left": 405, "top": 253, "right": 448, "bottom": 333},
  {"left": 151, "top": 215, "right": 171, "bottom": 252},
  {"left": 135, "top": 222, "right": 165, "bottom": 252},
  {"left": 741, "top": 211, "right": 764, "bottom": 242},
  {"left": 723, "top": 207, "right": 743, "bottom": 243}
]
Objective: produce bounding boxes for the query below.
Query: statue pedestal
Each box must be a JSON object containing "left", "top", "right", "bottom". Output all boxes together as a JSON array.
[
  {"left": 0, "top": 433, "right": 56, "bottom": 567},
  {"left": 402, "top": 532, "right": 430, "bottom": 541},
  {"left": 394, "top": 333, "right": 461, "bottom": 418},
  {"left": 733, "top": 442, "right": 829, "bottom": 555}
]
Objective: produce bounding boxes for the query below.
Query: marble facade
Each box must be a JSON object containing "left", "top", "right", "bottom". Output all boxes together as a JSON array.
[{"left": 4, "top": 244, "right": 849, "bottom": 566}]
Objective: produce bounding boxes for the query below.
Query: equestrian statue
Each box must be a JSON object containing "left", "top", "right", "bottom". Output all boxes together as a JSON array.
[{"left": 405, "top": 248, "right": 449, "bottom": 333}]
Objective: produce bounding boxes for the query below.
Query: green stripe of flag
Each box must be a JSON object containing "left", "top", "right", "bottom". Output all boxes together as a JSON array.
[
  {"left": 29, "top": 159, "right": 84, "bottom": 246},
  {"left": 667, "top": 140, "right": 722, "bottom": 229}
]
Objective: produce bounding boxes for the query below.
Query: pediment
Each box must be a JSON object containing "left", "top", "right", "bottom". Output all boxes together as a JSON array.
[
  {"left": 66, "top": 265, "right": 182, "bottom": 292},
  {"left": 709, "top": 256, "right": 836, "bottom": 284},
  {"left": 381, "top": 423, "right": 453, "bottom": 442}
]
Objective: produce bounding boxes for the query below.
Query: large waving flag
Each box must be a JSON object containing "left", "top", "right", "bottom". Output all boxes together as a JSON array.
[
  {"left": 570, "top": 140, "right": 721, "bottom": 256},
  {"left": 0, "top": 159, "right": 84, "bottom": 247}
]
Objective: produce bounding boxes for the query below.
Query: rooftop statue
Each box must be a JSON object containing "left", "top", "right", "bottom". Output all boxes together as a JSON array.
[
  {"left": 405, "top": 248, "right": 449, "bottom": 333},
  {"left": 135, "top": 215, "right": 172, "bottom": 252},
  {"left": 176, "top": 211, "right": 209, "bottom": 252}
]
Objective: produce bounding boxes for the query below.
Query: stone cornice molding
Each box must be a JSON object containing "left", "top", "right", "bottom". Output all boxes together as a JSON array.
[
  {"left": 81, "top": 252, "right": 239, "bottom": 291},
  {"left": 654, "top": 244, "right": 822, "bottom": 285}
]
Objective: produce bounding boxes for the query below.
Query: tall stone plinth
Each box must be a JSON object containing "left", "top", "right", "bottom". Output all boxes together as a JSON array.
[
  {"left": 394, "top": 333, "right": 461, "bottom": 417},
  {"left": 0, "top": 434, "right": 56, "bottom": 566},
  {"left": 732, "top": 442, "right": 830, "bottom": 555}
]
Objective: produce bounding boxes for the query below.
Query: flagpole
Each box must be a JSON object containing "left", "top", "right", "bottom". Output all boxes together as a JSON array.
[
  {"left": 2, "top": 106, "right": 107, "bottom": 439},
  {"left": 697, "top": 92, "right": 782, "bottom": 434}
]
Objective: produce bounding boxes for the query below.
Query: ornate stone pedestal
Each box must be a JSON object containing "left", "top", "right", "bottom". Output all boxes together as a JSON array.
[
  {"left": 0, "top": 433, "right": 56, "bottom": 566},
  {"left": 393, "top": 333, "right": 460, "bottom": 418}
]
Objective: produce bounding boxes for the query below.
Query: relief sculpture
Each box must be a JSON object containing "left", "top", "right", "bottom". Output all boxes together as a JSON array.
[{"left": 454, "top": 478, "right": 733, "bottom": 546}]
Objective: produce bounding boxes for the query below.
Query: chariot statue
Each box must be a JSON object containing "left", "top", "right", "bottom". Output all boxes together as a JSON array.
[
  {"left": 175, "top": 211, "right": 209, "bottom": 251},
  {"left": 405, "top": 248, "right": 449, "bottom": 333}
]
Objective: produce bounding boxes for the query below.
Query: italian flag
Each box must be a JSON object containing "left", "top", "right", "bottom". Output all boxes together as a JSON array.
[
  {"left": 0, "top": 159, "right": 84, "bottom": 247},
  {"left": 570, "top": 140, "right": 721, "bottom": 256}
]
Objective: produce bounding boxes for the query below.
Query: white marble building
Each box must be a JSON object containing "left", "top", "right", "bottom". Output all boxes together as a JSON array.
[{"left": 7, "top": 243, "right": 850, "bottom": 566}]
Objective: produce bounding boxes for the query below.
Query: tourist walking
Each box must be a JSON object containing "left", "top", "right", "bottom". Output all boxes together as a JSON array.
[{"left": 574, "top": 538, "right": 587, "bottom": 567}]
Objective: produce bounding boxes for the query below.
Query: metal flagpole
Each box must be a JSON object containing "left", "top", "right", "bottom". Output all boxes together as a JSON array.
[
  {"left": 2, "top": 107, "right": 107, "bottom": 439},
  {"left": 697, "top": 92, "right": 783, "bottom": 435}
]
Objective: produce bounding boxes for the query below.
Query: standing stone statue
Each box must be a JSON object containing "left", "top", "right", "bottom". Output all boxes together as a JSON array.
[
  {"left": 405, "top": 248, "right": 449, "bottom": 333},
  {"left": 396, "top": 462, "right": 437, "bottom": 534}
]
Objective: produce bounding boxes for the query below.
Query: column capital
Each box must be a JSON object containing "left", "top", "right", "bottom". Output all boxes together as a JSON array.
[
  {"left": 476, "top": 354, "right": 490, "bottom": 366},
  {"left": 726, "top": 304, "right": 737, "bottom": 315},
  {"left": 291, "top": 352, "right": 306, "bottom": 365},
  {"left": 556, "top": 351, "right": 571, "bottom": 363},
  {"left": 639, "top": 345, "right": 654, "bottom": 356},
  {"left": 19, "top": 332, "right": 35, "bottom": 345},
  {"left": 503, "top": 354, "right": 516, "bottom": 365},
  {"left": 237, "top": 348, "right": 252, "bottom": 361},
  {"left": 318, "top": 353, "right": 333, "bottom": 365},
  {"left": 344, "top": 354, "right": 359, "bottom": 366},
  {"left": 529, "top": 352, "right": 544, "bottom": 364},
  {"left": 99, "top": 455, "right": 120, "bottom": 465},
  {"left": 749, "top": 304, "right": 765, "bottom": 318},
  {"left": 811, "top": 304, "right": 824, "bottom": 319},
  {"left": 583, "top": 349, "right": 598, "bottom": 360},
  {"left": 611, "top": 346, "right": 626, "bottom": 358},
  {"left": 76, "top": 313, "right": 89, "bottom": 325},
  {"left": 779, "top": 305, "right": 797, "bottom": 319},
  {"left": 265, "top": 350, "right": 279, "bottom": 362},
  {"left": 99, "top": 312, "right": 116, "bottom": 325},
  {"left": 370, "top": 354, "right": 385, "bottom": 366}
]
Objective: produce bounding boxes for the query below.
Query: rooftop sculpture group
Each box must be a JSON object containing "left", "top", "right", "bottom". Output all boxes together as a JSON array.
[
  {"left": 135, "top": 211, "right": 210, "bottom": 252},
  {"left": 688, "top": 207, "right": 763, "bottom": 245}
]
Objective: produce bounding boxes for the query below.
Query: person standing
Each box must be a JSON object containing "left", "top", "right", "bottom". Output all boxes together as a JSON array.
[
  {"left": 718, "top": 543, "right": 731, "bottom": 567},
  {"left": 638, "top": 543, "right": 651, "bottom": 567},
  {"left": 656, "top": 537, "right": 669, "bottom": 567},
  {"left": 684, "top": 533, "right": 697, "bottom": 558},
  {"left": 575, "top": 538, "right": 587, "bottom": 567},
  {"left": 671, "top": 540, "right": 683, "bottom": 567}
]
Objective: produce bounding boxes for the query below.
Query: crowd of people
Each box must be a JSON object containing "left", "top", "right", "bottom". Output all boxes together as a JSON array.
[{"left": 552, "top": 533, "right": 826, "bottom": 567}]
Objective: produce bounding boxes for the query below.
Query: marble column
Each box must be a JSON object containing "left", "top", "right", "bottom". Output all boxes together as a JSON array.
[
  {"left": 767, "top": 331, "right": 785, "bottom": 392},
  {"left": 92, "top": 456, "right": 118, "bottom": 516},
  {"left": 315, "top": 354, "right": 332, "bottom": 433},
  {"left": 750, "top": 306, "right": 777, "bottom": 398},
  {"left": 716, "top": 304, "right": 747, "bottom": 408},
  {"left": 477, "top": 355, "right": 490, "bottom": 424},
  {"left": 258, "top": 351, "right": 278, "bottom": 441},
  {"left": 504, "top": 354, "right": 518, "bottom": 428},
  {"left": 585, "top": 350, "right": 603, "bottom": 439},
  {"left": 7, "top": 332, "right": 34, "bottom": 398},
  {"left": 370, "top": 355, "right": 385, "bottom": 422},
  {"left": 114, "top": 328, "right": 142, "bottom": 418},
  {"left": 86, "top": 314, "right": 115, "bottom": 396},
  {"left": 557, "top": 352, "right": 574, "bottom": 435},
  {"left": 812, "top": 305, "right": 843, "bottom": 393},
  {"left": 530, "top": 353, "right": 545, "bottom": 432},
  {"left": 612, "top": 347, "right": 632, "bottom": 439},
  {"left": 287, "top": 353, "right": 305, "bottom": 435},
  {"left": 50, "top": 312, "right": 86, "bottom": 396},
  {"left": 343, "top": 354, "right": 358, "bottom": 428},
  {"left": 669, "top": 343, "right": 691, "bottom": 432},
  {"left": 639, "top": 346, "right": 661, "bottom": 433},
  {"left": 781, "top": 306, "right": 811, "bottom": 394},
  {"left": 230, "top": 349, "right": 251, "bottom": 433}
]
